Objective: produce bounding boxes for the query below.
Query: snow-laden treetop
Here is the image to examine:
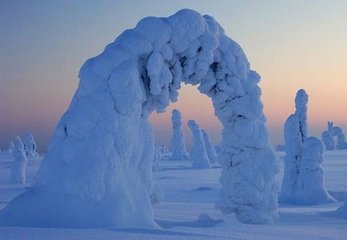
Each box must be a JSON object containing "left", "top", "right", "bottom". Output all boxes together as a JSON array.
[
  {"left": 172, "top": 109, "right": 182, "bottom": 125},
  {"left": 295, "top": 89, "right": 308, "bottom": 118},
  {"left": 77, "top": 9, "right": 254, "bottom": 120}
]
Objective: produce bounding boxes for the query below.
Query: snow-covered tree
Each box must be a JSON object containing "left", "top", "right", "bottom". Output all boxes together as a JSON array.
[
  {"left": 280, "top": 89, "right": 308, "bottom": 203},
  {"left": 296, "top": 137, "right": 335, "bottom": 204},
  {"left": 158, "top": 144, "right": 171, "bottom": 156},
  {"left": 7, "top": 141, "right": 15, "bottom": 158},
  {"left": 327, "top": 122, "right": 347, "bottom": 150},
  {"left": 280, "top": 90, "right": 335, "bottom": 204},
  {"left": 321, "top": 130, "right": 334, "bottom": 150},
  {"left": 170, "top": 109, "right": 189, "bottom": 160},
  {"left": 201, "top": 129, "right": 217, "bottom": 163},
  {"left": 152, "top": 146, "right": 161, "bottom": 172},
  {"left": 10, "top": 137, "right": 28, "bottom": 184},
  {"left": 0, "top": 9, "right": 278, "bottom": 227},
  {"left": 335, "top": 128, "right": 347, "bottom": 150},
  {"left": 23, "top": 132, "right": 39, "bottom": 160},
  {"left": 188, "top": 120, "right": 211, "bottom": 169}
]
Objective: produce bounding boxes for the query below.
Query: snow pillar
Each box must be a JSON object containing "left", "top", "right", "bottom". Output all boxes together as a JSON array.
[
  {"left": 201, "top": 130, "right": 217, "bottom": 163},
  {"left": 327, "top": 121, "right": 347, "bottom": 149},
  {"left": 7, "top": 141, "right": 14, "bottom": 158},
  {"left": 280, "top": 90, "right": 335, "bottom": 204},
  {"left": 321, "top": 130, "right": 334, "bottom": 150},
  {"left": 23, "top": 132, "right": 39, "bottom": 160},
  {"left": 188, "top": 120, "right": 211, "bottom": 169},
  {"left": 280, "top": 89, "right": 308, "bottom": 203},
  {"left": 216, "top": 71, "right": 279, "bottom": 224},
  {"left": 10, "top": 137, "right": 28, "bottom": 184},
  {"left": 170, "top": 109, "right": 189, "bottom": 160}
]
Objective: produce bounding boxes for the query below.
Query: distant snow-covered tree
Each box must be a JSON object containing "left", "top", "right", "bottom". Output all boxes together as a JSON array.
[
  {"left": 201, "top": 130, "right": 217, "bottom": 164},
  {"left": 159, "top": 144, "right": 171, "bottom": 157},
  {"left": 10, "top": 137, "right": 28, "bottom": 184},
  {"left": 321, "top": 130, "right": 334, "bottom": 150},
  {"left": 7, "top": 141, "right": 15, "bottom": 158},
  {"left": 188, "top": 120, "right": 210, "bottom": 169},
  {"left": 327, "top": 122, "right": 347, "bottom": 150},
  {"left": 152, "top": 146, "right": 161, "bottom": 172},
  {"left": 23, "top": 132, "right": 39, "bottom": 160},
  {"left": 170, "top": 109, "right": 189, "bottom": 160}
]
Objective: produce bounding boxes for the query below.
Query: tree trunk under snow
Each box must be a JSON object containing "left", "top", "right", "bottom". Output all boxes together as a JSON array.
[{"left": 0, "top": 9, "right": 278, "bottom": 227}]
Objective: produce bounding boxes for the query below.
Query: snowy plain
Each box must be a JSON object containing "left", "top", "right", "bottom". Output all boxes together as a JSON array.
[{"left": 0, "top": 150, "right": 346, "bottom": 240}]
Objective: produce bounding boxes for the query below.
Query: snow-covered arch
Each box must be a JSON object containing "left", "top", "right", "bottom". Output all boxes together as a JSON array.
[{"left": 0, "top": 9, "right": 278, "bottom": 228}]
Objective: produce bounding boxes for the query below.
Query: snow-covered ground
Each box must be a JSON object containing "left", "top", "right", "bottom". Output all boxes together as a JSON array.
[{"left": 0, "top": 150, "right": 346, "bottom": 239}]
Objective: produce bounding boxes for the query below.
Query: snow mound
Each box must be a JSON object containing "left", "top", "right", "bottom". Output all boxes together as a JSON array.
[
  {"left": 158, "top": 214, "right": 224, "bottom": 229},
  {"left": 0, "top": 9, "right": 278, "bottom": 227}
]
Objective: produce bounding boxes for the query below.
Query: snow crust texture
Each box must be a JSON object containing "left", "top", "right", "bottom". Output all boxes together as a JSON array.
[
  {"left": 280, "top": 90, "right": 335, "bottom": 205},
  {"left": 0, "top": 9, "right": 278, "bottom": 227},
  {"left": 188, "top": 120, "right": 211, "bottom": 169},
  {"left": 170, "top": 109, "right": 189, "bottom": 160}
]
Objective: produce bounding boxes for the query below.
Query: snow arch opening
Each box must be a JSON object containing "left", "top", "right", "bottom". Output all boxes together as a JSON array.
[{"left": 0, "top": 9, "right": 278, "bottom": 228}]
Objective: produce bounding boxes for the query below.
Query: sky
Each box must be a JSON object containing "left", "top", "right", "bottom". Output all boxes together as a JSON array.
[{"left": 0, "top": 0, "right": 346, "bottom": 152}]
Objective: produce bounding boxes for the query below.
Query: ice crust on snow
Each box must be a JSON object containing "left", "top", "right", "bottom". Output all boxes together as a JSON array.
[
  {"left": 188, "top": 120, "right": 211, "bottom": 169},
  {"left": 0, "top": 9, "right": 278, "bottom": 227},
  {"left": 170, "top": 109, "right": 189, "bottom": 160},
  {"left": 280, "top": 90, "right": 335, "bottom": 205},
  {"left": 10, "top": 137, "right": 28, "bottom": 184},
  {"left": 201, "top": 130, "right": 217, "bottom": 164}
]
